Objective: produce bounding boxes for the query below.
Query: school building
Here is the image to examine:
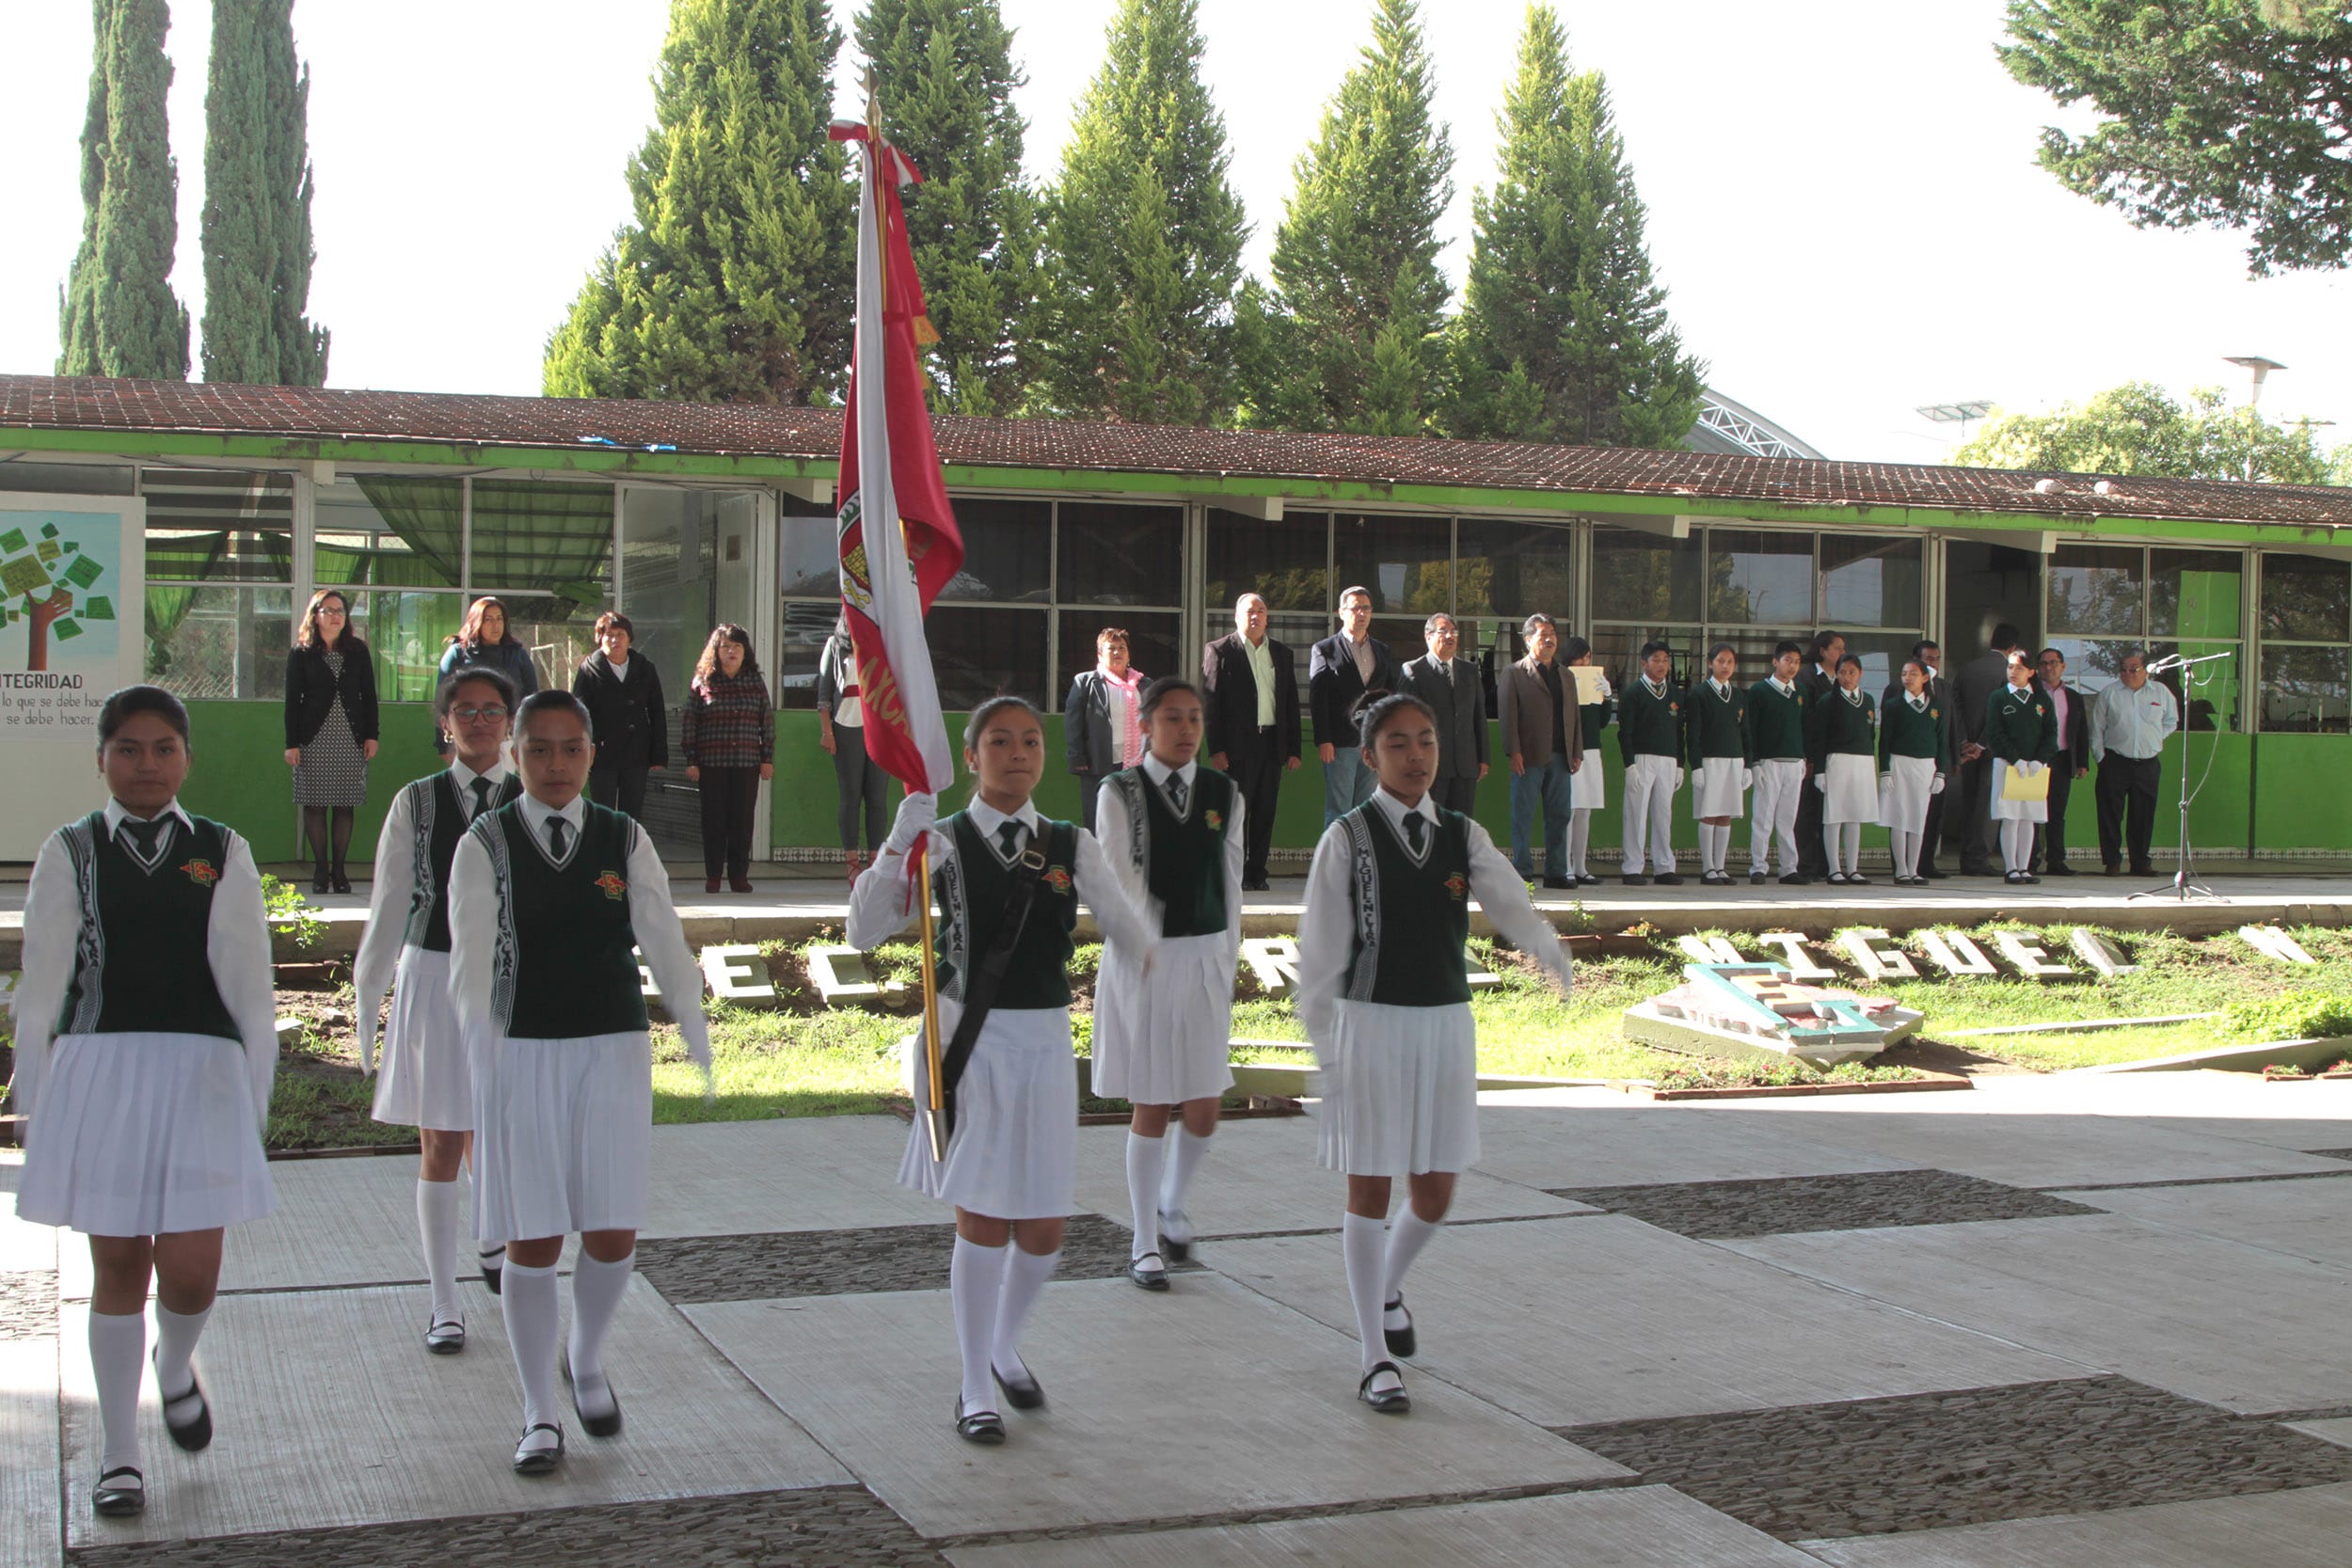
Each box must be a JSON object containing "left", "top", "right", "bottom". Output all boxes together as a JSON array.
[{"left": 3, "top": 372, "right": 2347, "bottom": 867}]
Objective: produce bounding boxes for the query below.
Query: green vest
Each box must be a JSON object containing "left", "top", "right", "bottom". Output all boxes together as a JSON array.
[
  {"left": 1745, "top": 679, "right": 1807, "bottom": 761},
  {"left": 1103, "top": 766, "right": 1233, "bottom": 939},
  {"left": 1984, "top": 685, "right": 2059, "bottom": 764},
  {"left": 402, "top": 769, "right": 523, "bottom": 953},
  {"left": 54, "top": 811, "right": 242, "bottom": 1043},
  {"left": 473, "top": 801, "right": 648, "bottom": 1039},
  {"left": 937, "top": 811, "right": 1080, "bottom": 1010},
  {"left": 1879, "top": 693, "right": 1949, "bottom": 768},
  {"left": 1808, "top": 689, "right": 1878, "bottom": 765},
  {"left": 1683, "top": 679, "right": 1748, "bottom": 764},
  {"left": 1617, "top": 678, "right": 1682, "bottom": 764},
  {"left": 1340, "top": 802, "right": 1472, "bottom": 1008}
]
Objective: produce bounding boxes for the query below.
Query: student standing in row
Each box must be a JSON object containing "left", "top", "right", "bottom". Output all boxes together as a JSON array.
[
  {"left": 848, "top": 698, "right": 1153, "bottom": 1445},
  {"left": 1745, "top": 641, "right": 1809, "bottom": 884},
  {"left": 1617, "top": 641, "right": 1683, "bottom": 886},
  {"left": 1879, "top": 657, "right": 1951, "bottom": 886},
  {"left": 1562, "top": 637, "right": 1612, "bottom": 887},
  {"left": 1297, "top": 693, "right": 1572, "bottom": 1416},
  {"left": 1888, "top": 640, "right": 1957, "bottom": 879},
  {"left": 1808, "top": 655, "right": 1880, "bottom": 885},
  {"left": 1795, "top": 630, "right": 1844, "bottom": 879},
  {"left": 11, "top": 688, "right": 279, "bottom": 1518},
  {"left": 353, "top": 668, "right": 522, "bottom": 1354},
  {"left": 1983, "top": 651, "right": 2059, "bottom": 885},
  {"left": 1091, "top": 679, "right": 1245, "bottom": 1292},
  {"left": 1683, "top": 643, "right": 1750, "bottom": 887},
  {"left": 448, "top": 691, "right": 712, "bottom": 1474}
]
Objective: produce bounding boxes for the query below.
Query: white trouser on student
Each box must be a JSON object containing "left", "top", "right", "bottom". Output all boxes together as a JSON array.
[
  {"left": 1620, "top": 755, "right": 1678, "bottom": 874},
  {"left": 1749, "top": 759, "right": 1803, "bottom": 876}
]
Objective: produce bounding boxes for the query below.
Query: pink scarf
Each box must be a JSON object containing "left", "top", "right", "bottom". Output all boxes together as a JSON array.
[{"left": 1100, "top": 662, "right": 1147, "bottom": 768}]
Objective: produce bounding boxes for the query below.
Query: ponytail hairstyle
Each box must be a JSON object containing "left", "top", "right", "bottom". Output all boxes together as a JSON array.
[{"left": 1353, "top": 689, "right": 1434, "bottom": 752}]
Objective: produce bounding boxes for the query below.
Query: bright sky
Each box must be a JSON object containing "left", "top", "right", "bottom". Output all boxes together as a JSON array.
[{"left": 3, "top": 0, "right": 2345, "bottom": 465}]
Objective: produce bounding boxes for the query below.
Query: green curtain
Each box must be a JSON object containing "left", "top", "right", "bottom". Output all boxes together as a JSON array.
[
  {"left": 354, "top": 476, "right": 466, "bottom": 589},
  {"left": 469, "top": 480, "right": 612, "bottom": 603}
]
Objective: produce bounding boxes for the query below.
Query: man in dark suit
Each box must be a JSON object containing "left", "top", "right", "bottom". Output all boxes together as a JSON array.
[
  {"left": 2031, "top": 647, "right": 2091, "bottom": 876},
  {"left": 1398, "top": 611, "right": 1488, "bottom": 816},
  {"left": 1497, "top": 613, "right": 1584, "bottom": 887},
  {"left": 1201, "top": 592, "right": 1302, "bottom": 891},
  {"left": 1308, "top": 585, "right": 1403, "bottom": 829},
  {"left": 1883, "top": 638, "right": 1958, "bottom": 879},
  {"left": 1795, "top": 628, "right": 1844, "bottom": 879},
  {"left": 1952, "top": 622, "right": 2023, "bottom": 876}
]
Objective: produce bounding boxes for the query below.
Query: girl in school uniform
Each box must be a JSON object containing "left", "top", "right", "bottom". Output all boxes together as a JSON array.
[
  {"left": 352, "top": 667, "right": 522, "bottom": 1354},
  {"left": 847, "top": 697, "right": 1154, "bottom": 1445},
  {"left": 1090, "top": 678, "right": 1246, "bottom": 1291},
  {"left": 1806, "top": 655, "right": 1881, "bottom": 885},
  {"left": 1683, "top": 643, "right": 1751, "bottom": 887},
  {"left": 447, "top": 689, "right": 711, "bottom": 1475},
  {"left": 1878, "top": 657, "right": 1952, "bottom": 887},
  {"left": 1983, "top": 650, "right": 2059, "bottom": 885},
  {"left": 10, "top": 687, "right": 278, "bottom": 1518},
  {"left": 1297, "top": 693, "right": 1572, "bottom": 1416},
  {"left": 1561, "top": 638, "right": 1612, "bottom": 887}
]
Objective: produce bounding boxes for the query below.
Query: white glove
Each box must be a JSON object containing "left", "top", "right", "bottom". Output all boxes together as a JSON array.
[
  {"left": 2022, "top": 759, "right": 2044, "bottom": 778},
  {"left": 1740, "top": 768, "right": 1753, "bottom": 790},
  {"left": 1813, "top": 774, "right": 1828, "bottom": 793},
  {"left": 1675, "top": 768, "right": 1687, "bottom": 791},
  {"left": 884, "top": 792, "right": 938, "bottom": 853},
  {"left": 1596, "top": 675, "right": 1613, "bottom": 700},
  {"left": 1879, "top": 772, "right": 1893, "bottom": 789},
  {"left": 1931, "top": 774, "right": 1947, "bottom": 796}
]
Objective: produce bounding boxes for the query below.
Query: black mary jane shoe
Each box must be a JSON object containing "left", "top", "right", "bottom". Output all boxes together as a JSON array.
[
  {"left": 91, "top": 1466, "right": 144, "bottom": 1517},
  {"left": 1824, "top": 872, "right": 1849, "bottom": 887},
  {"left": 1846, "top": 873, "right": 1871, "bottom": 886},
  {"left": 1359, "top": 1361, "right": 1411, "bottom": 1415},
  {"left": 2004, "top": 870, "right": 2026, "bottom": 885},
  {"left": 478, "top": 1246, "right": 504, "bottom": 1296},
  {"left": 955, "top": 1397, "right": 1007, "bottom": 1445},
  {"left": 1577, "top": 873, "right": 1603, "bottom": 887},
  {"left": 1128, "top": 1251, "right": 1171, "bottom": 1291},
  {"left": 1382, "top": 1294, "right": 1417, "bottom": 1358},
  {"left": 563, "top": 1354, "right": 624, "bottom": 1438},
  {"left": 425, "top": 1318, "right": 466, "bottom": 1355},
  {"left": 513, "top": 1422, "right": 564, "bottom": 1475},
  {"left": 156, "top": 1356, "right": 213, "bottom": 1452},
  {"left": 1157, "top": 1210, "right": 1194, "bottom": 1262},
  {"left": 993, "top": 1357, "right": 1046, "bottom": 1411}
]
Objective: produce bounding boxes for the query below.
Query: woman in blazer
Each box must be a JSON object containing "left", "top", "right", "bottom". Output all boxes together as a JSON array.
[{"left": 283, "top": 589, "right": 380, "bottom": 893}]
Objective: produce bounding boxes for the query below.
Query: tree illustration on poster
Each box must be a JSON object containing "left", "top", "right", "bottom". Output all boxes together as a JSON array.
[{"left": 1, "top": 517, "right": 109, "bottom": 671}]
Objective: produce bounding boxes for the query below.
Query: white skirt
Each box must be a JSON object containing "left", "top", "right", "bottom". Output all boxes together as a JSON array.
[
  {"left": 1691, "top": 758, "right": 1746, "bottom": 818},
  {"left": 1090, "top": 932, "right": 1237, "bottom": 1105},
  {"left": 898, "top": 1006, "right": 1076, "bottom": 1220},
  {"left": 1822, "top": 752, "right": 1879, "bottom": 825},
  {"left": 1991, "top": 761, "right": 2050, "bottom": 822},
  {"left": 371, "top": 947, "right": 471, "bottom": 1132},
  {"left": 471, "top": 1032, "right": 652, "bottom": 1243},
  {"left": 1570, "top": 752, "right": 1607, "bottom": 812},
  {"left": 1314, "top": 1000, "right": 1479, "bottom": 1178},
  {"left": 16, "top": 1033, "right": 276, "bottom": 1237},
  {"left": 1880, "top": 753, "right": 1937, "bottom": 834}
]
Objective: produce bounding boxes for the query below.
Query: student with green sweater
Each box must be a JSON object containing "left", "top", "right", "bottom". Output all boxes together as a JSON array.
[
  {"left": 1744, "top": 641, "right": 1810, "bottom": 884},
  {"left": 1878, "top": 657, "right": 1952, "bottom": 885},
  {"left": 1983, "top": 650, "right": 2060, "bottom": 883},
  {"left": 1805, "top": 655, "right": 1880, "bottom": 884},
  {"left": 1617, "top": 641, "right": 1684, "bottom": 885},
  {"left": 1682, "top": 643, "right": 1750, "bottom": 887}
]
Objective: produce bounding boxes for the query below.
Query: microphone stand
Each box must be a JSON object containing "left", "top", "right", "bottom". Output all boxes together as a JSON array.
[{"left": 2127, "top": 651, "right": 2232, "bottom": 903}]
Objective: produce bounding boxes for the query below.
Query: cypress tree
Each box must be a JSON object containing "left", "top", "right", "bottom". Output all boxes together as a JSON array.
[
  {"left": 201, "top": 0, "right": 327, "bottom": 386},
  {"left": 853, "top": 0, "right": 1037, "bottom": 417},
  {"left": 1448, "top": 5, "right": 1702, "bottom": 448},
  {"left": 1034, "top": 0, "right": 1247, "bottom": 424},
  {"left": 57, "top": 0, "right": 190, "bottom": 380},
  {"left": 1244, "top": 0, "right": 1452, "bottom": 436},
  {"left": 544, "top": 0, "right": 854, "bottom": 404}
]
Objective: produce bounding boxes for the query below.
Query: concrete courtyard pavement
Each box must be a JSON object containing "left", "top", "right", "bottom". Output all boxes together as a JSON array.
[{"left": 6, "top": 1072, "right": 2352, "bottom": 1565}]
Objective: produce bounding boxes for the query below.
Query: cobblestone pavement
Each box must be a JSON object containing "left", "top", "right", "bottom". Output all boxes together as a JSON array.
[
  {"left": 1565, "top": 1375, "right": 2352, "bottom": 1542},
  {"left": 2, "top": 1269, "right": 56, "bottom": 1341},
  {"left": 637, "top": 1214, "right": 1196, "bottom": 1305},
  {"left": 65, "top": 1486, "right": 947, "bottom": 1568},
  {"left": 1551, "top": 1168, "right": 2101, "bottom": 1240}
]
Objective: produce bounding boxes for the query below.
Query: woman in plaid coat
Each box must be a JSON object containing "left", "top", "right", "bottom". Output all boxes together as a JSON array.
[{"left": 680, "top": 624, "right": 774, "bottom": 893}]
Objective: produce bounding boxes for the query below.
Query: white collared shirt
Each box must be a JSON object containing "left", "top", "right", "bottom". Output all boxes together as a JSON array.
[
  {"left": 103, "top": 796, "right": 196, "bottom": 840},
  {"left": 1139, "top": 752, "right": 1197, "bottom": 794},
  {"left": 1096, "top": 753, "right": 1247, "bottom": 957},
  {"left": 516, "top": 791, "right": 587, "bottom": 858},
  {"left": 449, "top": 757, "right": 513, "bottom": 818}
]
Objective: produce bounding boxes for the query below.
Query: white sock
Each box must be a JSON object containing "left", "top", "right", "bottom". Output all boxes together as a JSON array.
[
  {"left": 1125, "top": 1132, "right": 1164, "bottom": 1261},
  {"left": 418, "top": 1178, "right": 463, "bottom": 1323},
  {"left": 1160, "top": 1126, "right": 1211, "bottom": 1216},
  {"left": 1842, "top": 822, "right": 1862, "bottom": 875},
  {"left": 993, "top": 1245, "right": 1060, "bottom": 1379},
  {"left": 566, "top": 1250, "right": 633, "bottom": 1391},
  {"left": 152, "top": 1301, "right": 212, "bottom": 1403},
  {"left": 500, "top": 1259, "right": 561, "bottom": 1431},
  {"left": 1567, "top": 811, "right": 1591, "bottom": 877},
  {"left": 88, "top": 1308, "right": 146, "bottom": 1474},
  {"left": 2003, "top": 819, "right": 2030, "bottom": 872},
  {"left": 1893, "top": 830, "right": 1918, "bottom": 879},
  {"left": 1342, "top": 1212, "right": 1388, "bottom": 1376},
  {"left": 950, "top": 1236, "right": 1009, "bottom": 1414},
  {"left": 1382, "top": 1207, "right": 1442, "bottom": 1310}
]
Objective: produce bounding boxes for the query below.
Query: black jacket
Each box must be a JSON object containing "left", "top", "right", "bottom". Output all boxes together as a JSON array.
[
  {"left": 571, "top": 651, "right": 669, "bottom": 772},
  {"left": 1397, "top": 653, "right": 1488, "bottom": 779},
  {"left": 2036, "top": 676, "right": 2093, "bottom": 763},
  {"left": 284, "top": 639, "right": 380, "bottom": 750},
  {"left": 1309, "top": 631, "right": 1404, "bottom": 744},
  {"left": 1200, "top": 631, "right": 1302, "bottom": 764}
]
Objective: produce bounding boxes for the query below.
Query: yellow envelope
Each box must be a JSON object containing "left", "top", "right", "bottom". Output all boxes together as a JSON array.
[
  {"left": 2003, "top": 763, "right": 2050, "bottom": 802},
  {"left": 1570, "top": 664, "right": 1608, "bottom": 704}
]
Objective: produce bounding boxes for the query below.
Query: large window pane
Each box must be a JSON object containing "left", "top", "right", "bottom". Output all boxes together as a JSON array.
[
  {"left": 1055, "top": 611, "right": 1182, "bottom": 708},
  {"left": 1333, "top": 513, "right": 1452, "bottom": 616},
  {"left": 1590, "top": 527, "right": 1699, "bottom": 623},
  {"left": 779, "top": 509, "right": 839, "bottom": 597},
  {"left": 2151, "top": 549, "right": 2242, "bottom": 639},
  {"left": 1820, "top": 535, "right": 1923, "bottom": 628},
  {"left": 2041, "top": 637, "right": 2143, "bottom": 699},
  {"left": 2148, "top": 640, "right": 2242, "bottom": 734},
  {"left": 1455, "top": 519, "right": 1574, "bottom": 621},
  {"left": 141, "top": 468, "right": 293, "bottom": 583},
  {"left": 345, "top": 590, "right": 468, "bottom": 704},
  {"left": 1707, "top": 530, "right": 1813, "bottom": 626},
  {"left": 929, "top": 605, "right": 1048, "bottom": 710},
  {"left": 1712, "top": 629, "right": 1818, "bottom": 689},
  {"left": 774, "top": 599, "right": 842, "bottom": 710},
  {"left": 1587, "top": 624, "right": 1702, "bottom": 689},
  {"left": 145, "top": 585, "right": 291, "bottom": 700},
  {"left": 2262, "top": 553, "right": 2350, "bottom": 642},
  {"left": 0, "top": 461, "right": 135, "bottom": 495},
  {"left": 318, "top": 477, "right": 460, "bottom": 589},
  {"left": 618, "top": 486, "right": 723, "bottom": 703},
  {"left": 480, "top": 594, "right": 597, "bottom": 693},
  {"left": 2260, "top": 643, "right": 2348, "bottom": 734},
  {"left": 939, "top": 498, "right": 1049, "bottom": 603},
  {"left": 1207, "top": 508, "right": 1326, "bottom": 612},
  {"left": 2047, "top": 544, "right": 2143, "bottom": 636},
  {"left": 1058, "top": 502, "right": 1182, "bottom": 607},
  {"left": 469, "top": 479, "right": 613, "bottom": 599}
]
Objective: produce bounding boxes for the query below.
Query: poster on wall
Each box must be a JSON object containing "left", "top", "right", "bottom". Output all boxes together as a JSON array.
[{"left": 0, "top": 491, "right": 146, "bottom": 858}]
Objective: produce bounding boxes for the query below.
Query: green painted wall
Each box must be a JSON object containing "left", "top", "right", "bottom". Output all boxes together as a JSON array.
[
  {"left": 2252, "top": 734, "right": 2346, "bottom": 851},
  {"left": 180, "top": 700, "right": 447, "bottom": 864}
]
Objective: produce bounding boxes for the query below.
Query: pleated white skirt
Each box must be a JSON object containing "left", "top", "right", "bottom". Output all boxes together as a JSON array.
[
  {"left": 1314, "top": 1000, "right": 1479, "bottom": 1178},
  {"left": 1991, "top": 762, "right": 2049, "bottom": 822},
  {"left": 1691, "top": 759, "right": 1746, "bottom": 818},
  {"left": 1090, "top": 932, "right": 1237, "bottom": 1104},
  {"left": 898, "top": 1006, "right": 1075, "bottom": 1220},
  {"left": 470, "top": 1032, "right": 652, "bottom": 1243},
  {"left": 371, "top": 946, "right": 472, "bottom": 1132},
  {"left": 1880, "top": 753, "right": 1938, "bottom": 834},
  {"left": 1822, "top": 752, "right": 1880, "bottom": 825},
  {"left": 16, "top": 1033, "right": 276, "bottom": 1236}
]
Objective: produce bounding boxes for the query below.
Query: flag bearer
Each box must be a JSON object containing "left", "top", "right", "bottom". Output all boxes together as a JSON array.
[
  {"left": 1806, "top": 655, "right": 1881, "bottom": 885},
  {"left": 1617, "top": 641, "right": 1684, "bottom": 885},
  {"left": 1683, "top": 643, "right": 1750, "bottom": 887},
  {"left": 10, "top": 687, "right": 278, "bottom": 1519},
  {"left": 1983, "top": 650, "right": 2059, "bottom": 885},
  {"left": 1878, "top": 657, "right": 1951, "bottom": 886},
  {"left": 1745, "top": 641, "right": 1809, "bottom": 884}
]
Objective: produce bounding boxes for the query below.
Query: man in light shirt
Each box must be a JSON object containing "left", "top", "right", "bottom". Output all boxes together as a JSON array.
[
  {"left": 1201, "top": 593, "right": 1303, "bottom": 891},
  {"left": 2090, "top": 649, "right": 2179, "bottom": 876}
]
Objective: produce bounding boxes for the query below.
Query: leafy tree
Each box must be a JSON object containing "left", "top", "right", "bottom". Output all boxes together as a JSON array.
[
  {"left": 1242, "top": 0, "right": 1453, "bottom": 436},
  {"left": 853, "top": 0, "right": 1037, "bottom": 416},
  {"left": 201, "top": 0, "right": 327, "bottom": 385},
  {"left": 57, "top": 0, "right": 189, "bottom": 380},
  {"left": 1949, "top": 382, "right": 2335, "bottom": 483},
  {"left": 544, "top": 0, "right": 854, "bottom": 404},
  {"left": 1999, "top": 1, "right": 2352, "bottom": 275},
  {"left": 1033, "top": 0, "right": 1248, "bottom": 424},
  {"left": 1447, "top": 6, "right": 1701, "bottom": 448}
]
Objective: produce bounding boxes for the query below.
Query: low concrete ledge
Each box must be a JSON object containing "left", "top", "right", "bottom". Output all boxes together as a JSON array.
[{"left": 2065, "top": 1035, "right": 2352, "bottom": 1075}]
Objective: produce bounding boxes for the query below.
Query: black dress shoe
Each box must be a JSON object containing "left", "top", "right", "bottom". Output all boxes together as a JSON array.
[
  {"left": 1961, "top": 862, "right": 1996, "bottom": 879},
  {"left": 1846, "top": 873, "right": 1871, "bottom": 886},
  {"left": 425, "top": 1317, "right": 466, "bottom": 1354},
  {"left": 1825, "top": 872, "right": 1849, "bottom": 886},
  {"left": 513, "top": 1422, "right": 564, "bottom": 1474},
  {"left": 2104, "top": 863, "right": 2122, "bottom": 876},
  {"left": 311, "top": 870, "right": 330, "bottom": 895},
  {"left": 1749, "top": 870, "right": 1766, "bottom": 885},
  {"left": 956, "top": 1396, "right": 1007, "bottom": 1444},
  {"left": 1541, "top": 875, "right": 1573, "bottom": 889},
  {"left": 2005, "top": 870, "right": 2026, "bottom": 885},
  {"left": 1158, "top": 1210, "right": 1193, "bottom": 1261},
  {"left": 1383, "top": 1295, "right": 1416, "bottom": 1358},
  {"left": 479, "top": 1246, "right": 504, "bottom": 1296},
  {"left": 1128, "top": 1252, "right": 1170, "bottom": 1291},
  {"left": 1621, "top": 874, "right": 1649, "bottom": 886},
  {"left": 1778, "top": 873, "right": 1808, "bottom": 885},
  {"left": 156, "top": 1355, "right": 213, "bottom": 1452},
  {"left": 993, "top": 1356, "right": 1045, "bottom": 1411},
  {"left": 2044, "top": 863, "right": 2076, "bottom": 877},
  {"left": 1359, "top": 1360, "right": 1410, "bottom": 1415},
  {"left": 2131, "top": 862, "right": 2157, "bottom": 877},
  {"left": 91, "top": 1466, "right": 144, "bottom": 1517},
  {"left": 1917, "top": 863, "right": 1948, "bottom": 879},
  {"left": 1577, "top": 874, "right": 1603, "bottom": 886},
  {"left": 330, "top": 870, "right": 353, "bottom": 895},
  {"left": 1653, "top": 872, "right": 1684, "bottom": 886},
  {"left": 563, "top": 1353, "right": 623, "bottom": 1438}
]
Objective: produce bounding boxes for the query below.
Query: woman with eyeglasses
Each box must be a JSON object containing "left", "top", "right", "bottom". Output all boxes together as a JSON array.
[
  {"left": 283, "top": 589, "right": 380, "bottom": 894},
  {"left": 680, "top": 624, "right": 773, "bottom": 894}
]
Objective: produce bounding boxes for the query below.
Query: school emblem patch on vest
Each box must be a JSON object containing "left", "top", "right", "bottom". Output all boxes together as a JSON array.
[
  {"left": 1205, "top": 809, "right": 1222, "bottom": 832},
  {"left": 1043, "top": 863, "right": 1073, "bottom": 895},
  {"left": 180, "top": 857, "right": 219, "bottom": 887},
  {"left": 1445, "top": 872, "right": 1468, "bottom": 901},
  {"left": 595, "top": 870, "right": 628, "bottom": 900}
]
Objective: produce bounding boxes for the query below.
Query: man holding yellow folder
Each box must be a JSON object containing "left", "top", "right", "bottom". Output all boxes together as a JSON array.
[{"left": 1984, "top": 650, "right": 2059, "bottom": 885}]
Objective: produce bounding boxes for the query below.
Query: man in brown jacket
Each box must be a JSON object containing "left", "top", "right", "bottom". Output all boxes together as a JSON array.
[{"left": 1497, "top": 613, "right": 1583, "bottom": 887}]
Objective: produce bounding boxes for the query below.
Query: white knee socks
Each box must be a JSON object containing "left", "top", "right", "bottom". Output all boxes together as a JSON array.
[
  {"left": 567, "top": 1250, "right": 633, "bottom": 1387},
  {"left": 1567, "top": 810, "right": 1592, "bottom": 878},
  {"left": 151, "top": 1300, "right": 212, "bottom": 1406},
  {"left": 950, "top": 1236, "right": 1009, "bottom": 1414},
  {"left": 418, "top": 1178, "right": 463, "bottom": 1324},
  {"left": 993, "top": 1245, "right": 1059, "bottom": 1380},
  {"left": 1342, "top": 1212, "right": 1387, "bottom": 1374},
  {"left": 1382, "top": 1208, "right": 1442, "bottom": 1307},
  {"left": 89, "top": 1309, "right": 146, "bottom": 1474},
  {"left": 1700, "top": 823, "right": 1732, "bottom": 875},
  {"left": 1161, "top": 1127, "right": 1210, "bottom": 1217},
  {"left": 500, "top": 1259, "right": 561, "bottom": 1431},
  {"left": 1124, "top": 1132, "right": 1164, "bottom": 1261},
  {"left": 2002, "top": 818, "right": 2033, "bottom": 872},
  {"left": 1893, "top": 830, "right": 1920, "bottom": 879}
]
